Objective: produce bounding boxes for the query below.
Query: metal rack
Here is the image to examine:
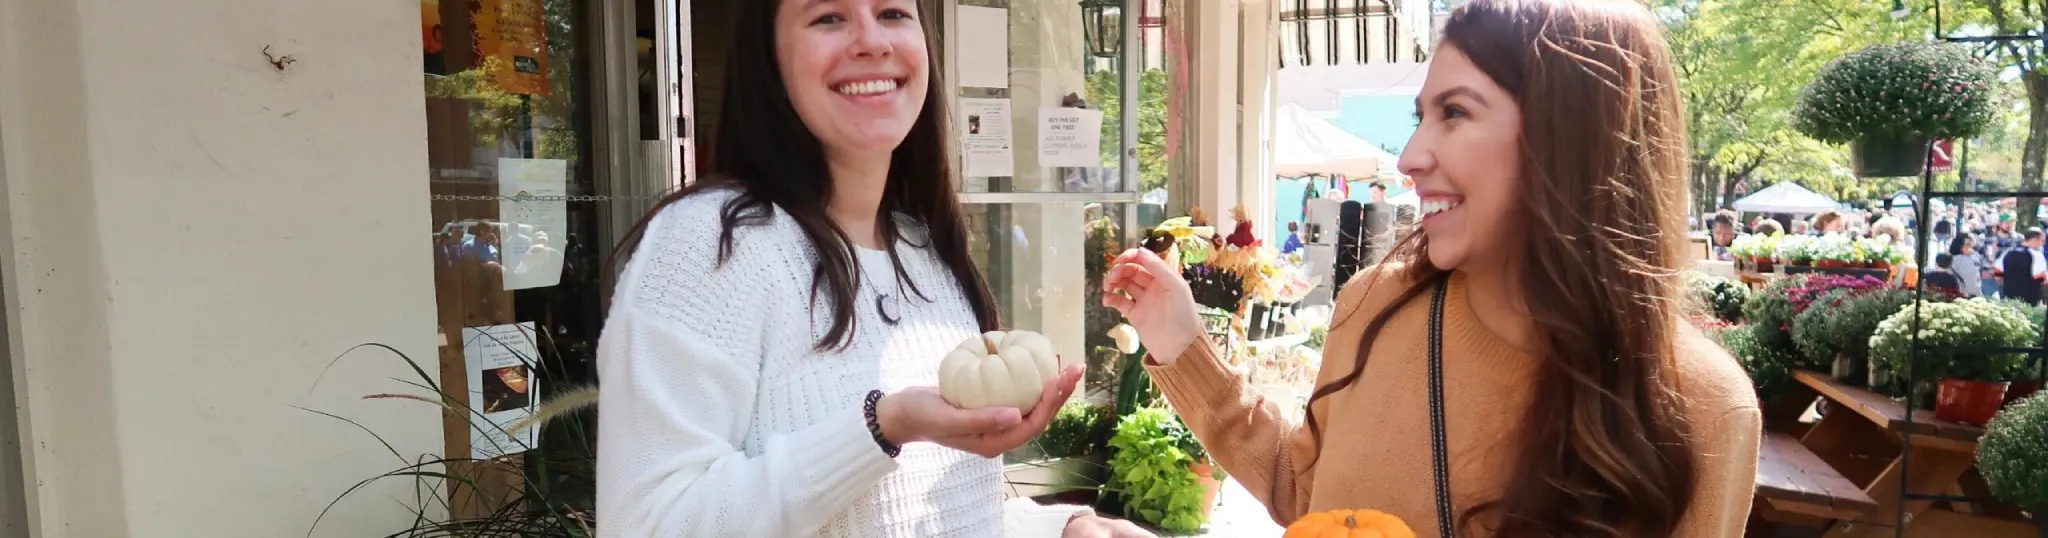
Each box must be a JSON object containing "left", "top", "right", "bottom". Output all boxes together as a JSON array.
[{"left": 1888, "top": 3, "right": 2048, "bottom": 535}]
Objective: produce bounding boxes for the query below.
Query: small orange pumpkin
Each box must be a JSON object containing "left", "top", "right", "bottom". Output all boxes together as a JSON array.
[{"left": 1282, "top": 509, "right": 1416, "bottom": 538}]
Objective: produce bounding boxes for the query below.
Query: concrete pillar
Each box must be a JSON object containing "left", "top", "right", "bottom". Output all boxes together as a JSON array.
[
  {"left": 1237, "top": 0, "right": 1279, "bottom": 242},
  {"left": 1189, "top": 0, "right": 1241, "bottom": 222},
  {"left": 0, "top": 0, "right": 443, "bottom": 535}
]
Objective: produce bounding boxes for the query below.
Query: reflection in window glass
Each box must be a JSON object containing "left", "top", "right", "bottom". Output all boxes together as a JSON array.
[
  {"left": 964, "top": 203, "right": 1130, "bottom": 389},
  {"left": 955, "top": 0, "right": 1127, "bottom": 194},
  {"left": 421, "top": 0, "right": 602, "bottom": 514}
]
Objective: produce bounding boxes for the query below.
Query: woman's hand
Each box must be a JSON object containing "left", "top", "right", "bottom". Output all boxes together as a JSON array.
[
  {"left": 877, "top": 365, "right": 1084, "bottom": 458},
  {"left": 1100, "top": 248, "right": 1204, "bottom": 366},
  {"left": 1062, "top": 514, "right": 1157, "bottom": 537}
]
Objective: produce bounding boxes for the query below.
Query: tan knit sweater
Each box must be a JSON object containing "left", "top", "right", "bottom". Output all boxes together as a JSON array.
[{"left": 1147, "top": 268, "right": 1761, "bottom": 537}]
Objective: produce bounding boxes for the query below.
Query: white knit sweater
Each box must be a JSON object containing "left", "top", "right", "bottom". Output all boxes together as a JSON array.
[{"left": 596, "top": 189, "right": 1088, "bottom": 537}]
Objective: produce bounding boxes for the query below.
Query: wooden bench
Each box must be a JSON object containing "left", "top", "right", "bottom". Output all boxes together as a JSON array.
[
  {"left": 1792, "top": 370, "right": 1985, "bottom": 451},
  {"left": 1756, "top": 431, "right": 1880, "bottom": 521}
]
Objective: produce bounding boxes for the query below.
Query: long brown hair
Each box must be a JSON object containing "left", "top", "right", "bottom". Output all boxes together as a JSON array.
[
  {"left": 606, "top": 0, "right": 1000, "bottom": 350},
  {"left": 1305, "top": 1, "right": 1698, "bottom": 535}
]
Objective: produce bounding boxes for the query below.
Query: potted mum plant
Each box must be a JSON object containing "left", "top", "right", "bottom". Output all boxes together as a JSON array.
[
  {"left": 1870, "top": 298, "right": 2037, "bottom": 426},
  {"left": 1792, "top": 42, "right": 1999, "bottom": 178},
  {"left": 1796, "top": 288, "right": 1913, "bottom": 385},
  {"left": 1732, "top": 234, "right": 1771, "bottom": 272},
  {"left": 1776, "top": 235, "right": 1816, "bottom": 267},
  {"left": 1975, "top": 393, "right": 2048, "bottom": 536},
  {"left": 1812, "top": 235, "right": 1857, "bottom": 269}
]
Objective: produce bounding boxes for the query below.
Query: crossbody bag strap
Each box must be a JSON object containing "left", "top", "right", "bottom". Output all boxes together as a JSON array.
[{"left": 1427, "top": 278, "right": 1454, "bottom": 538}]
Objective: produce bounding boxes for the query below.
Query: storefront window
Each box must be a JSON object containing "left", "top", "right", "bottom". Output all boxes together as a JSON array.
[
  {"left": 421, "top": 0, "right": 610, "bottom": 516},
  {"left": 945, "top": 0, "right": 1185, "bottom": 401}
]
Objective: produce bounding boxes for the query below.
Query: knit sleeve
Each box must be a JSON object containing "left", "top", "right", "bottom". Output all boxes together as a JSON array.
[
  {"left": 1144, "top": 340, "right": 1319, "bottom": 525},
  {"left": 1000, "top": 497, "right": 1090, "bottom": 537},
  {"left": 594, "top": 197, "right": 900, "bottom": 537},
  {"left": 1674, "top": 406, "right": 1762, "bottom": 538}
]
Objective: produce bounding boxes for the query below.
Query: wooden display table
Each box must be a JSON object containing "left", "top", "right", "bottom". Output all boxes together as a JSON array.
[{"left": 1751, "top": 370, "right": 2036, "bottom": 537}]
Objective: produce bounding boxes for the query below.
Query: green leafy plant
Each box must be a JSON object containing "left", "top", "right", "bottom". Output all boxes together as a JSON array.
[
  {"left": 1039, "top": 403, "right": 1116, "bottom": 460},
  {"left": 1870, "top": 298, "right": 2037, "bottom": 383},
  {"left": 306, "top": 341, "right": 600, "bottom": 537},
  {"left": 1714, "top": 324, "right": 1793, "bottom": 404},
  {"left": 1792, "top": 42, "right": 1999, "bottom": 143},
  {"left": 1795, "top": 288, "right": 1912, "bottom": 369},
  {"left": 1106, "top": 407, "right": 1212, "bottom": 533},
  {"left": 1977, "top": 393, "right": 2048, "bottom": 511}
]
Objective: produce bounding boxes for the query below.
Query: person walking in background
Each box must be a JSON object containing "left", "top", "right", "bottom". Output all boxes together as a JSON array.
[
  {"left": 1925, "top": 253, "right": 1963, "bottom": 297},
  {"left": 1709, "top": 210, "right": 1739, "bottom": 261},
  {"left": 1283, "top": 221, "right": 1305, "bottom": 254},
  {"left": 1810, "top": 209, "right": 1847, "bottom": 234},
  {"left": 1998, "top": 228, "right": 2047, "bottom": 305},
  {"left": 1103, "top": 1, "right": 1758, "bottom": 535},
  {"left": 1950, "top": 234, "right": 1986, "bottom": 297}
]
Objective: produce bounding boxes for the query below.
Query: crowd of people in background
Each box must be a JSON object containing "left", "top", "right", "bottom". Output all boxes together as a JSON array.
[{"left": 1702, "top": 201, "right": 2048, "bottom": 305}]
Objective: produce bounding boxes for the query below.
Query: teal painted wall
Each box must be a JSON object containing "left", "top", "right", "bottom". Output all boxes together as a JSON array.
[{"left": 1330, "top": 93, "right": 1420, "bottom": 155}]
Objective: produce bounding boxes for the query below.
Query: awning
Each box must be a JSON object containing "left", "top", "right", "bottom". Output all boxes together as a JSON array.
[
  {"left": 1278, "top": 0, "right": 1432, "bottom": 68},
  {"left": 1271, "top": 104, "right": 1399, "bottom": 178},
  {"left": 1731, "top": 183, "right": 1840, "bottom": 215}
]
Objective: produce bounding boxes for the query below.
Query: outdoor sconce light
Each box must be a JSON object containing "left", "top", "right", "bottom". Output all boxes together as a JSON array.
[{"left": 1081, "top": 0, "right": 1123, "bottom": 59}]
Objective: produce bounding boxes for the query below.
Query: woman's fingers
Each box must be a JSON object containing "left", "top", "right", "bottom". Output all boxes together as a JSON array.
[
  {"left": 1121, "top": 247, "right": 1180, "bottom": 278},
  {"left": 1101, "top": 290, "right": 1138, "bottom": 315},
  {"left": 1110, "top": 262, "right": 1156, "bottom": 292}
]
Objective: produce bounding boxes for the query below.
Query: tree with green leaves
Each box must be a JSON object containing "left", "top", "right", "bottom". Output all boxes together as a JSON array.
[
  {"left": 1941, "top": 0, "right": 2048, "bottom": 227},
  {"left": 1660, "top": 0, "right": 1920, "bottom": 215},
  {"left": 1086, "top": 69, "right": 1170, "bottom": 192}
]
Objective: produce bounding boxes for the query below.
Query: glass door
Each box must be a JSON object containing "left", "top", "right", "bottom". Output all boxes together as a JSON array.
[
  {"left": 944, "top": 0, "right": 1170, "bottom": 399},
  {"left": 418, "top": 0, "right": 677, "bottom": 518}
]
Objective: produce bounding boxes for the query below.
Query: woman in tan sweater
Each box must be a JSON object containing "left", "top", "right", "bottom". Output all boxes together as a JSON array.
[{"left": 1101, "top": 1, "right": 1759, "bottom": 536}]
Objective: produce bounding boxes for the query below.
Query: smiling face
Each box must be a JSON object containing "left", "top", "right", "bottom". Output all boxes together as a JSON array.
[
  {"left": 775, "top": 0, "right": 931, "bottom": 159},
  {"left": 1398, "top": 45, "right": 1524, "bottom": 271}
]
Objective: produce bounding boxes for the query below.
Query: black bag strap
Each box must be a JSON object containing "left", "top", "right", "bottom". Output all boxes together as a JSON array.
[{"left": 1427, "top": 278, "right": 1455, "bottom": 538}]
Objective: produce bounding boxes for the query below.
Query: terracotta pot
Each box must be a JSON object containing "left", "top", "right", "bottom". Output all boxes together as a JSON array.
[
  {"left": 1935, "top": 378, "right": 2010, "bottom": 426},
  {"left": 1189, "top": 459, "right": 1223, "bottom": 520},
  {"left": 2005, "top": 380, "right": 2043, "bottom": 409}
]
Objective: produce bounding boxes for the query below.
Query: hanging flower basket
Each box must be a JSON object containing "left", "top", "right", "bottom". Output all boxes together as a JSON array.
[
  {"left": 1850, "top": 136, "right": 1934, "bottom": 178},
  {"left": 1792, "top": 42, "right": 1998, "bottom": 178}
]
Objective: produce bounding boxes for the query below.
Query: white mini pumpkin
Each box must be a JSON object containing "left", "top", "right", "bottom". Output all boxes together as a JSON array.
[
  {"left": 938, "top": 330, "right": 1074, "bottom": 410},
  {"left": 1107, "top": 324, "right": 1142, "bottom": 355}
]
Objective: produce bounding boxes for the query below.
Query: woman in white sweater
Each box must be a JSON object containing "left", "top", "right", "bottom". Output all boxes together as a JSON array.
[{"left": 595, "top": 0, "right": 1151, "bottom": 537}]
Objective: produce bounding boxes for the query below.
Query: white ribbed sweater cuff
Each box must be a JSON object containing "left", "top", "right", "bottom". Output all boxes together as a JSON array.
[
  {"left": 1002, "top": 497, "right": 1091, "bottom": 538},
  {"left": 793, "top": 405, "right": 904, "bottom": 505}
]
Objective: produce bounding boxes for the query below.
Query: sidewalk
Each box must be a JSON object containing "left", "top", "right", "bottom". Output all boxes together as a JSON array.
[{"left": 1193, "top": 478, "right": 1286, "bottom": 536}]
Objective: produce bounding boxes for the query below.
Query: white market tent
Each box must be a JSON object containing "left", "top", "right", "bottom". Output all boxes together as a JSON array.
[
  {"left": 1730, "top": 182, "right": 1840, "bottom": 215},
  {"left": 1272, "top": 104, "right": 1400, "bottom": 179}
]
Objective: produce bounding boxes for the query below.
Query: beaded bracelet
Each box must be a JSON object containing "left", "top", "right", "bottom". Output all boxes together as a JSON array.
[{"left": 863, "top": 390, "right": 901, "bottom": 458}]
